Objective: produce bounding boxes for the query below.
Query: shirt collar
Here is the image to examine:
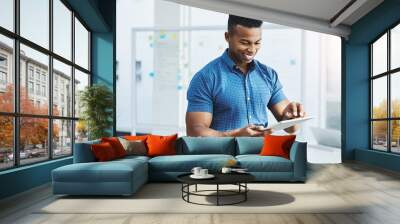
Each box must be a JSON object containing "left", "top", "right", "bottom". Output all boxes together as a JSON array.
[{"left": 221, "top": 49, "right": 256, "bottom": 73}]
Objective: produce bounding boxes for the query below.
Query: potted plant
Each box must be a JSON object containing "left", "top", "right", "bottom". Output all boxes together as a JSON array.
[{"left": 79, "top": 84, "right": 113, "bottom": 140}]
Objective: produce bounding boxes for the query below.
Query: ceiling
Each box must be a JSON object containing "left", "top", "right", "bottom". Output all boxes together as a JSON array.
[
  {"left": 227, "top": 0, "right": 353, "bottom": 23},
  {"left": 165, "top": 0, "right": 384, "bottom": 38}
]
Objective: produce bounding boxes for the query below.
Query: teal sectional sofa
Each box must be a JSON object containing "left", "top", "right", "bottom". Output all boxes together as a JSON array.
[{"left": 52, "top": 137, "right": 307, "bottom": 196}]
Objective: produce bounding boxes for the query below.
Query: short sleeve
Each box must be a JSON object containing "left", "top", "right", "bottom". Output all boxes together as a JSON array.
[
  {"left": 187, "top": 72, "right": 213, "bottom": 113},
  {"left": 267, "top": 69, "right": 287, "bottom": 108}
]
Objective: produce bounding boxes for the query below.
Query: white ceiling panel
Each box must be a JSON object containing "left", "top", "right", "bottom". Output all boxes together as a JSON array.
[
  {"left": 225, "top": 0, "right": 352, "bottom": 21},
  {"left": 164, "top": 0, "right": 384, "bottom": 38}
]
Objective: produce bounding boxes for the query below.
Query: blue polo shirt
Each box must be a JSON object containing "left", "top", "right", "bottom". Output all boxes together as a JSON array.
[{"left": 187, "top": 49, "right": 287, "bottom": 131}]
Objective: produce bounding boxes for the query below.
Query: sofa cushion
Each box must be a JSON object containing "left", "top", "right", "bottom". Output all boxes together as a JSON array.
[
  {"left": 118, "top": 137, "right": 147, "bottom": 156},
  {"left": 124, "top": 135, "right": 149, "bottom": 141},
  {"left": 91, "top": 142, "right": 118, "bottom": 161},
  {"left": 101, "top": 137, "right": 127, "bottom": 158},
  {"left": 146, "top": 134, "right": 178, "bottom": 157},
  {"left": 115, "top": 155, "right": 150, "bottom": 163},
  {"left": 235, "top": 137, "right": 263, "bottom": 155},
  {"left": 148, "top": 154, "right": 235, "bottom": 172},
  {"left": 52, "top": 158, "right": 148, "bottom": 183},
  {"left": 236, "top": 155, "right": 293, "bottom": 172},
  {"left": 178, "top": 137, "right": 236, "bottom": 155},
  {"left": 260, "top": 134, "right": 296, "bottom": 159}
]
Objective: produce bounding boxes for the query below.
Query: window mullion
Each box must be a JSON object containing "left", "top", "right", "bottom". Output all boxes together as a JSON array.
[
  {"left": 370, "top": 45, "right": 373, "bottom": 149},
  {"left": 48, "top": 0, "right": 54, "bottom": 160},
  {"left": 388, "top": 30, "right": 391, "bottom": 152},
  {"left": 71, "top": 10, "right": 76, "bottom": 155},
  {"left": 13, "top": 0, "right": 21, "bottom": 167}
]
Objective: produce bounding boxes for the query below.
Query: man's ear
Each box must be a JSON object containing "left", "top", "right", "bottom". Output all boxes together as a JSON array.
[{"left": 224, "top": 32, "right": 229, "bottom": 42}]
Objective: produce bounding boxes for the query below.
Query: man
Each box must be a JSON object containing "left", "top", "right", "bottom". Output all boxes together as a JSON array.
[{"left": 186, "top": 15, "right": 306, "bottom": 137}]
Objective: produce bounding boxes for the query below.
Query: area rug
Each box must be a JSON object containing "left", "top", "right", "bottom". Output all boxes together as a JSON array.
[{"left": 37, "top": 183, "right": 362, "bottom": 214}]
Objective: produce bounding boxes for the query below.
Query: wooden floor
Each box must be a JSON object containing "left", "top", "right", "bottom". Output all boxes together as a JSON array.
[{"left": 1, "top": 162, "right": 400, "bottom": 224}]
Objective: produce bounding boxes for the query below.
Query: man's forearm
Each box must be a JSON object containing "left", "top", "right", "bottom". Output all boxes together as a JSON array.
[{"left": 187, "top": 126, "right": 240, "bottom": 137}]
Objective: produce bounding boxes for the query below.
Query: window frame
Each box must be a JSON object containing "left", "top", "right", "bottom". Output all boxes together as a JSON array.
[
  {"left": 370, "top": 21, "right": 400, "bottom": 154},
  {"left": 0, "top": 0, "right": 92, "bottom": 171}
]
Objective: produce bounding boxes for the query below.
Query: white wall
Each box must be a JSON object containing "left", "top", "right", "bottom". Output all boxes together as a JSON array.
[{"left": 116, "top": 0, "right": 154, "bottom": 133}]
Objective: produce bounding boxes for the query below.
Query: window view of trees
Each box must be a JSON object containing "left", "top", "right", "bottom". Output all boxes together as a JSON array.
[
  {"left": 372, "top": 100, "right": 400, "bottom": 152},
  {"left": 0, "top": 85, "right": 63, "bottom": 167},
  {"left": 0, "top": 0, "right": 90, "bottom": 170},
  {"left": 0, "top": 115, "right": 13, "bottom": 169}
]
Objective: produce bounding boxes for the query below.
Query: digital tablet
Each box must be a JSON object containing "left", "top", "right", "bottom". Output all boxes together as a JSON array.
[{"left": 258, "top": 117, "right": 313, "bottom": 131}]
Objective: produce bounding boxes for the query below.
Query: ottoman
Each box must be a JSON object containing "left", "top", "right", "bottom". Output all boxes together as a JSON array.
[{"left": 52, "top": 156, "right": 148, "bottom": 196}]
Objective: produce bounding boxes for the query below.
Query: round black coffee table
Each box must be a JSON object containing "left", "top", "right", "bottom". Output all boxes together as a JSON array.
[{"left": 177, "top": 173, "right": 255, "bottom": 206}]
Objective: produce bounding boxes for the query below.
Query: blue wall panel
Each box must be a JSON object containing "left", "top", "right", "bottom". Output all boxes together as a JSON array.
[
  {"left": 343, "top": 44, "right": 370, "bottom": 160},
  {"left": 92, "top": 33, "right": 114, "bottom": 87},
  {"left": 91, "top": 0, "right": 116, "bottom": 135},
  {"left": 355, "top": 149, "right": 400, "bottom": 172},
  {"left": 91, "top": 32, "right": 115, "bottom": 135},
  {"left": 0, "top": 158, "right": 72, "bottom": 199}
]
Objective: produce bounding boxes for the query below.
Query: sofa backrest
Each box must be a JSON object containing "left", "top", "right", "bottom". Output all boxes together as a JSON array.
[
  {"left": 73, "top": 136, "right": 270, "bottom": 162},
  {"left": 235, "top": 137, "right": 264, "bottom": 155},
  {"left": 73, "top": 139, "right": 100, "bottom": 163},
  {"left": 177, "top": 136, "right": 236, "bottom": 155}
]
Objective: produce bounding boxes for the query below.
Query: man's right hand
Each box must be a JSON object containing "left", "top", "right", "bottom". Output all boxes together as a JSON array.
[{"left": 234, "top": 124, "right": 265, "bottom": 137}]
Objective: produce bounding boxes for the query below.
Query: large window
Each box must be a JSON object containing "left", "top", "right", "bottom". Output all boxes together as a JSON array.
[
  {"left": 371, "top": 23, "right": 400, "bottom": 153},
  {"left": 0, "top": 0, "right": 91, "bottom": 171}
]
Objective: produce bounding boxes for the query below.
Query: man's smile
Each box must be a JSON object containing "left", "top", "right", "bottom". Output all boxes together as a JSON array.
[{"left": 243, "top": 53, "right": 254, "bottom": 61}]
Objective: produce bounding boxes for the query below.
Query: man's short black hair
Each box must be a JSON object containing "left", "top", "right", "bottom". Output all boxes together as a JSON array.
[{"left": 228, "top": 15, "right": 263, "bottom": 33}]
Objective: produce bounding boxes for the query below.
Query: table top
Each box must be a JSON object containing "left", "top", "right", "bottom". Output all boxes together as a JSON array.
[{"left": 177, "top": 172, "right": 255, "bottom": 185}]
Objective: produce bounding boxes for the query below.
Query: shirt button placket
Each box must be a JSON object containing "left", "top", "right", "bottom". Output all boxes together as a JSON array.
[{"left": 244, "top": 78, "right": 251, "bottom": 124}]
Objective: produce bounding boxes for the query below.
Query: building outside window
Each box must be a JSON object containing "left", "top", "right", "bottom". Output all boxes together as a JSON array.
[
  {"left": 0, "top": 54, "right": 7, "bottom": 90},
  {"left": 54, "top": 88, "right": 58, "bottom": 104},
  {"left": 41, "top": 73, "right": 46, "bottom": 82},
  {"left": 28, "top": 81, "right": 34, "bottom": 94},
  {"left": 0, "top": 71, "right": 6, "bottom": 84},
  {"left": 41, "top": 85, "right": 46, "bottom": 97},
  {"left": 35, "top": 70, "right": 40, "bottom": 81},
  {"left": 28, "top": 67, "right": 34, "bottom": 80},
  {"left": 0, "top": 54, "right": 7, "bottom": 67},
  {"left": 0, "top": 71, "right": 7, "bottom": 92},
  {"left": 35, "top": 83, "right": 40, "bottom": 95}
]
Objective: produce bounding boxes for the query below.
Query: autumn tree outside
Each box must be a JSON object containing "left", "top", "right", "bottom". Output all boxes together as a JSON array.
[{"left": 0, "top": 84, "right": 60, "bottom": 160}]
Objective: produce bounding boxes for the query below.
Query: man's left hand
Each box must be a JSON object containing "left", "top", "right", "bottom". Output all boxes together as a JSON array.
[{"left": 281, "top": 102, "right": 306, "bottom": 121}]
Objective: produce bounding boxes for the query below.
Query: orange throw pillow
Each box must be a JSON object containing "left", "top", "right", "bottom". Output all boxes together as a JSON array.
[
  {"left": 124, "top": 135, "right": 148, "bottom": 141},
  {"left": 260, "top": 134, "right": 296, "bottom": 159},
  {"left": 146, "top": 134, "right": 178, "bottom": 157},
  {"left": 91, "top": 142, "right": 117, "bottom": 161},
  {"left": 101, "top": 137, "right": 127, "bottom": 158}
]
